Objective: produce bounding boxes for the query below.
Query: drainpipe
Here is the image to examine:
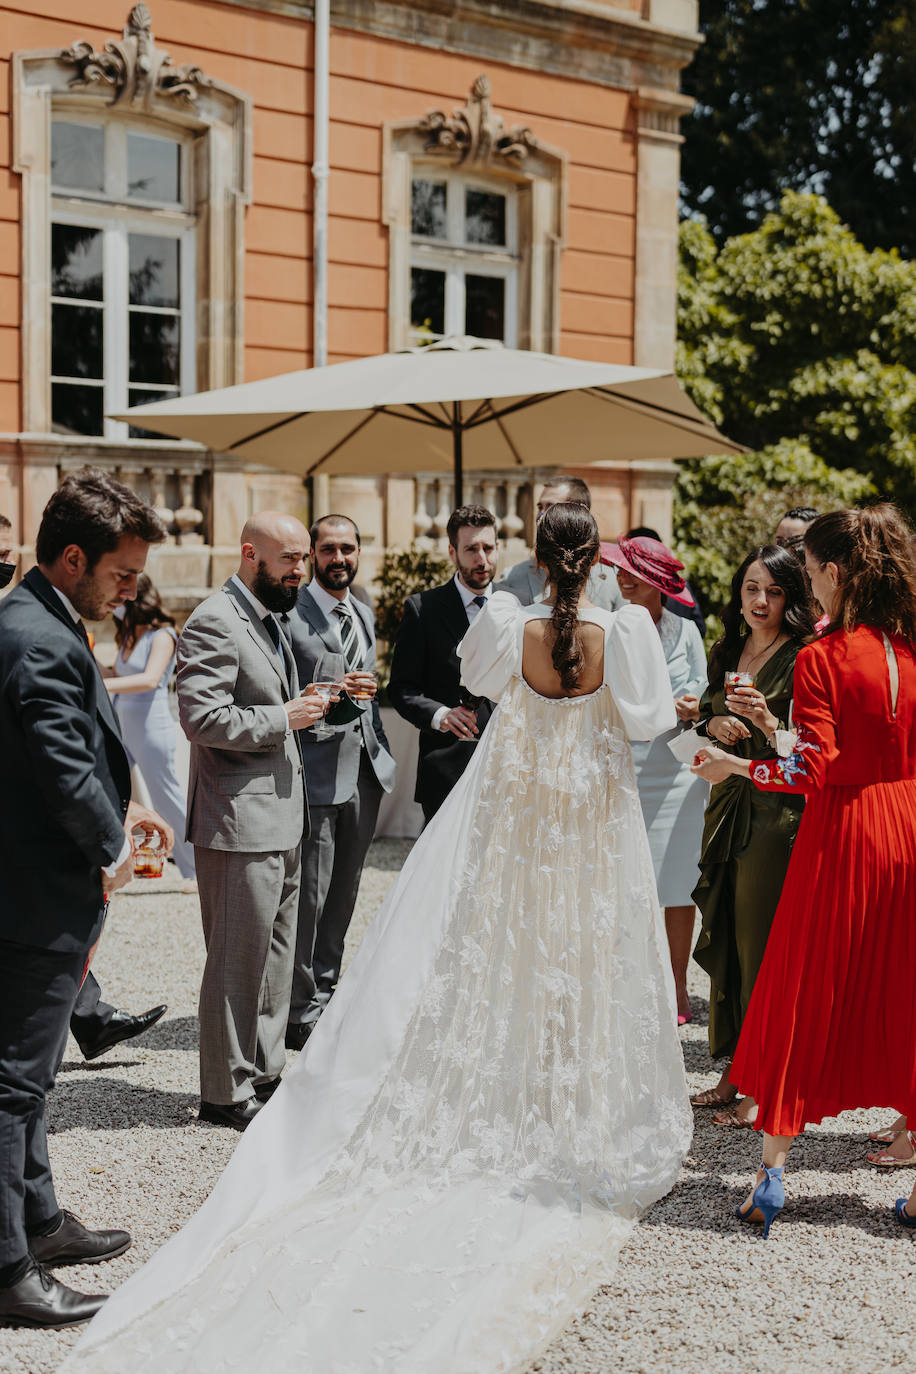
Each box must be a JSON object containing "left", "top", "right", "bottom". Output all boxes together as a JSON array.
[{"left": 312, "top": 0, "right": 330, "bottom": 369}]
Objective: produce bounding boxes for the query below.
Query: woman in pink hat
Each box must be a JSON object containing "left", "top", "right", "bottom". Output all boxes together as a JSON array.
[{"left": 600, "top": 536, "right": 708, "bottom": 1024}]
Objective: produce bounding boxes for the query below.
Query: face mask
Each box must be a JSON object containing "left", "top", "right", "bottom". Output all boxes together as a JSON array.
[
  {"left": 112, "top": 603, "right": 127, "bottom": 620},
  {"left": 0, "top": 561, "right": 14, "bottom": 589}
]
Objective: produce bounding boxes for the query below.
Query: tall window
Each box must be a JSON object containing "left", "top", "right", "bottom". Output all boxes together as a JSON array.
[
  {"left": 50, "top": 116, "right": 195, "bottom": 439},
  {"left": 409, "top": 173, "right": 518, "bottom": 345}
]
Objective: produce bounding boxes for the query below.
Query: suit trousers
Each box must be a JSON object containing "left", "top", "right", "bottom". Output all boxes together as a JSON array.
[
  {"left": 70, "top": 969, "right": 116, "bottom": 1035},
  {"left": 289, "top": 753, "right": 382, "bottom": 1026},
  {"left": 0, "top": 938, "right": 88, "bottom": 1267},
  {"left": 196, "top": 844, "right": 301, "bottom": 1104}
]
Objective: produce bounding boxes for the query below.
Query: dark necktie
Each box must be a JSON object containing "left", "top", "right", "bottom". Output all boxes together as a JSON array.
[
  {"left": 263, "top": 613, "right": 293, "bottom": 683},
  {"left": 334, "top": 602, "right": 361, "bottom": 671},
  {"left": 472, "top": 595, "right": 487, "bottom": 610},
  {"left": 263, "top": 613, "right": 280, "bottom": 650}
]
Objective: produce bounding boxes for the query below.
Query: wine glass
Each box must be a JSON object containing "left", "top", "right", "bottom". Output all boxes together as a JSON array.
[{"left": 311, "top": 651, "right": 345, "bottom": 740}]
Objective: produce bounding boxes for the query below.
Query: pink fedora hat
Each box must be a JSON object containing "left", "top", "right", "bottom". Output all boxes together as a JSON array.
[{"left": 599, "top": 535, "right": 695, "bottom": 608}]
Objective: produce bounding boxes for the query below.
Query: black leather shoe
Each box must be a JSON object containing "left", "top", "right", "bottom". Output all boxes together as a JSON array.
[
  {"left": 253, "top": 1077, "right": 281, "bottom": 1102},
  {"left": 29, "top": 1210, "right": 131, "bottom": 1269},
  {"left": 198, "top": 1098, "right": 264, "bottom": 1131},
  {"left": 284, "top": 1023, "right": 313, "bottom": 1051},
  {"left": 72, "top": 1005, "right": 167, "bottom": 1061},
  {"left": 0, "top": 1260, "right": 106, "bottom": 1328}
]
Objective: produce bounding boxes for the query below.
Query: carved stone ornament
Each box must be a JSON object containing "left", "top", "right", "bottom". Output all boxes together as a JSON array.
[
  {"left": 61, "top": 4, "right": 211, "bottom": 110},
  {"left": 420, "top": 75, "right": 538, "bottom": 168}
]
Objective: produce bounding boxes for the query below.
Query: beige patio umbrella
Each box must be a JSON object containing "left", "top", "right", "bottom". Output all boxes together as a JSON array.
[{"left": 118, "top": 335, "right": 743, "bottom": 504}]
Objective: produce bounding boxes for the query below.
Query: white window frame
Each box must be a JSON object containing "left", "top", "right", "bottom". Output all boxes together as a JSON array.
[
  {"left": 409, "top": 170, "right": 519, "bottom": 346},
  {"left": 50, "top": 115, "right": 196, "bottom": 442}
]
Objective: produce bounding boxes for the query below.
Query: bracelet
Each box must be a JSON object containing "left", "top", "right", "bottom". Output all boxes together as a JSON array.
[{"left": 695, "top": 717, "right": 711, "bottom": 738}]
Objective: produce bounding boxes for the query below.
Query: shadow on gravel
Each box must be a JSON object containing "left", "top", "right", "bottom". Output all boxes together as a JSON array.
[
  {"left": 366, "top": 840, "right": 415, "bottom": 871},
  {"left": 643, "top": 1177, "right": 903, "bottom": 1238},
  {"left": 679, "top": 1040, "right": 726, "bottom": 1075},
  {"left": 136, "top": 1015, "right": 199, "bottom": 1051},
  {"left": 48, "top": 1079, "right": 196, "bottom": 1131}
]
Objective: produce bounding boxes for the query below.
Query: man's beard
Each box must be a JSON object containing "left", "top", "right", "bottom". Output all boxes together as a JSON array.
[
  {"left": 253, "top": 562, "right": 300, "bottom": 613},
  {"left": 69, "top": 570, "right": 110, "bottom": 620},
  {"left": 455, "top": 556, "right": 494, "bottom": 591},
  {"left": 315, "top": 560, "right": 357, "bottom": 592}
]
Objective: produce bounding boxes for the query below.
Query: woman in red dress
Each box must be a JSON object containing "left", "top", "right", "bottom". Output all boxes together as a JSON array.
[{"left": 691, "top": 504, "right": 916, "bottom": 1236}]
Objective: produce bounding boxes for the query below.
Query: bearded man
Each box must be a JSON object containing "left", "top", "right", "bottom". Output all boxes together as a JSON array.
[
  {"left": 389, "top": 505, "right": 498, "bottom": 823},
  {"left": 177, "top": 513, "right": 326, "bottom": 1129},
  {"left": 284, "top": 515, "right": 396, "bottom": 1049}
]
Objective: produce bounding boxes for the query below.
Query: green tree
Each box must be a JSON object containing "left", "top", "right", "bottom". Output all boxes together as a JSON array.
[
  {"left": 372, "top": 546, "right": 452, "bottom": 684},
  {"left": 674, "top": 193, "right": 913, "bottom": 619},
  {"left": 681, "top": 0, "right": 916, "bottom": 256}
]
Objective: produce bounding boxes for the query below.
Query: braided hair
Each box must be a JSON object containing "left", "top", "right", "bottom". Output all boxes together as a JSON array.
[{"left": 535, "top": 503, "right": 600, "bottom": 691}]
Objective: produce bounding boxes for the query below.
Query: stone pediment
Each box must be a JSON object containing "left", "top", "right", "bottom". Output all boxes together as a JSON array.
[{"left": 61, "top": 4, "right": 212, "bottom": 111}]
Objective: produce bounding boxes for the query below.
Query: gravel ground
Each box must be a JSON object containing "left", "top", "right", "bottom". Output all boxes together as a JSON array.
[{"left": 2, "top": 841, "right": 912, "bottom": 1373}]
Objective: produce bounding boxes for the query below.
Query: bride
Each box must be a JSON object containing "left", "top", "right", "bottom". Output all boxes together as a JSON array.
[{"left": 64, "top": 502, "right": 691, "bottom": 1374}]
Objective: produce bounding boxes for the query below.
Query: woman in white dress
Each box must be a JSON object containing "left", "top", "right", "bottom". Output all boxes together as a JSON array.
[
  {"left": 64, "top": 504, "right": 691, "bottom": 1374},
  {"left": 600, "top": 536, "right": 708, "bottom": 1025}
]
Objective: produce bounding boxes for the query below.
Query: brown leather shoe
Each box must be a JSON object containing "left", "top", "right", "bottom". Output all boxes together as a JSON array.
[
  {"left": 0, "top": 1260, "right": 106, "bottom": 1328},
  {"left": 29, "top": 1210, "right": 131, "bottom": 1268}
]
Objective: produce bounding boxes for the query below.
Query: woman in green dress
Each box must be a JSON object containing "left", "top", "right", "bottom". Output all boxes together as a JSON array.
[{"left": 690, "top": 545, "right": 815, "bottom": 1127}]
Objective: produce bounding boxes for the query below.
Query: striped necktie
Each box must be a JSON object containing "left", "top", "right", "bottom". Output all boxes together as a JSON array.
[{"left": 334, "top": 602, "right": 361, "bottom": 671}]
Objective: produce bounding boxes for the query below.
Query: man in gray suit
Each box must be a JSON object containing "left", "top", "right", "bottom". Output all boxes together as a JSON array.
[
  {"left": 497, "top": 476, "right": 621, "bottom": 610},
  {"left": 285, "top": 515, "right": 396, "bottom": 1050},
  {"left": 177, "top": 512, "right": 326, "bottom": 1130}
]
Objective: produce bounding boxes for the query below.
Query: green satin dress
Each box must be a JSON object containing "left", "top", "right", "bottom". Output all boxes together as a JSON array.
[{"left": 691, "top": 640, "right": 805, "bottom": 1061}]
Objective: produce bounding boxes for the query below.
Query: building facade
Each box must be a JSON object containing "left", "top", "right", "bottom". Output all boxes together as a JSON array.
[{"left": 0, "top": 0, "right": 699, "bottom": 599}]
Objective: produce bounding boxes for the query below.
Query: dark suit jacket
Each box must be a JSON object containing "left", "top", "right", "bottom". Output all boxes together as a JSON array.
[
  {"left": 287, "top": 585, "right": 396, "bottom": 808},
  {"left": 388, "top": 580, "right": 494, "bottom": 817},
  {"left": 0, "top": 568, "right": 131, "bottom": 952}
]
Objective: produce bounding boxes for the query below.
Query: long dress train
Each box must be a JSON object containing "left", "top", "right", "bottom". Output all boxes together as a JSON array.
[{"left": 63, "top": 594, "right": 692, "bottom": 1374}]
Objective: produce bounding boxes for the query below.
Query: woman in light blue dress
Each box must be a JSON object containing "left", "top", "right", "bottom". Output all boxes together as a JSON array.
[
  {"left": 601, "top": 536, "right": 707, "bottom": 1023},
  {"left": 105, "top": 575, "right": 196, "bottom": 884}
]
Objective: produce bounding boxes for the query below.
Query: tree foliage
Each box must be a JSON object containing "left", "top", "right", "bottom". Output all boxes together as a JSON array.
[
  {"left": 681, "top": 0, "right": 916, "bottom": 257},
  {"left": 372, "top": 546, "right": 452, "bottom": 683},
  {"left": 673, "top": 192, "right": 916, "bottom": 616}
]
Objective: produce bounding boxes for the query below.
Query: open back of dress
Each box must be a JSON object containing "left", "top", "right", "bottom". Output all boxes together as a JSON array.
[{"left": 64, "top": 594, "right": 691, "bottom": 1374}]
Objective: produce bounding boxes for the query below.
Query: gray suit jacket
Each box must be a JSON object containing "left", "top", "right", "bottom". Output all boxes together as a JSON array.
[
  {"left": 496, "top": 556, "right": 622, "bottom": 610},
  {"left": 287, "top": 585, "right": 396, "bottom": 808},
  {"left": 177, "top": 580, "right": 307, "bottom": 852}
]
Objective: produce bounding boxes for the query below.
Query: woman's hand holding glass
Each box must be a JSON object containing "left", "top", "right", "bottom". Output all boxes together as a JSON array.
[{"left": 724, "top": 684, "right": 778, "bottom": 736}]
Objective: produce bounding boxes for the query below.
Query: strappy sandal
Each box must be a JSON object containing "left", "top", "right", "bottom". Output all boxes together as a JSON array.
[
  {"left": 868, "top": 1116, "right": 907, "bottom": 1144},
  {"left": 867, "top": 1131, "right": 916, "bottom": 1168},
  {"left": 712, "top": 1102, "right": 757, "bottom": 1129},
  {"left": 690, "top": 1086, "right": 738, "bottom": 1109}
]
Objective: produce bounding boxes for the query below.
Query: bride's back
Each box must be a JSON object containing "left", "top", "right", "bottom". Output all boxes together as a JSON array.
[
  {"left": 521, "top": 614, "right": 605, "bottom": 698},
  {"left": 522, "top": 503, "right": 606, "bottom": 699}
]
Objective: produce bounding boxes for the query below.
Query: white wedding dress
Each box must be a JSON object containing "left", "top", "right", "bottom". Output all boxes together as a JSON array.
[{"left": 64, "top": 594, "right": 692, "bottom": 1374}]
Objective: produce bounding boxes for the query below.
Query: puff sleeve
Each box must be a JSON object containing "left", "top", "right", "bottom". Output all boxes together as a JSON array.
[
  {"left": 605, "top": 603, "right": 678, "bottom": 741},
  {"left": 457, "top": 591, "right": 522, "bottom": 702}
]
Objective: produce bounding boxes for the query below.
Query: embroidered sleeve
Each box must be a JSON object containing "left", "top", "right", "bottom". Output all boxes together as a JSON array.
[{"left": 751, "top": 650, "right": 838, "bottom": 794}]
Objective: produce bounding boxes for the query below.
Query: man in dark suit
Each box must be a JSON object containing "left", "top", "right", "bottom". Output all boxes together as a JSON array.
[
  {"left": 389, "top": 505, "right": 498, "bottom": 823},
  {"left": 0, "top": 469, "right": 171, "bottom": 1328},
  {"left": 285, "top": 515, "right": 397, "bottom": 1049}
]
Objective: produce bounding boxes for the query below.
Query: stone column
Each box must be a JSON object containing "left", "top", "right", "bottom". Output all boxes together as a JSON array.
[{"left": 632, "top": 86, "right": 695, "bottom": 370}]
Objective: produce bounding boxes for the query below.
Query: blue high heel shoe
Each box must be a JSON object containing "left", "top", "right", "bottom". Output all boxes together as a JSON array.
[
  {"left": 736, "top": 1166, "right": 785, "bottom": 1239},
  {"left": 894, "top": 1198, "right": 916, "bottom": 1228}
]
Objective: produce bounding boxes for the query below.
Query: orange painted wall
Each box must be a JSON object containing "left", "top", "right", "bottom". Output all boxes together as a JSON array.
[{"left": 0, "top": 0, "right": 637, "bottom": 423}]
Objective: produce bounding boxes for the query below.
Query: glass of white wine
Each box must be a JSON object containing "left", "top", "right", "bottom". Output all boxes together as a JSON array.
[{"left": 310, "top": 652, "right": 345, "bottom": 740}]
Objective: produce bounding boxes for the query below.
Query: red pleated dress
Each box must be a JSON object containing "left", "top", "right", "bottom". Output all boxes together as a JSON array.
[{"left": 730, "top": 625, "right": 916, "bottom": 1137}]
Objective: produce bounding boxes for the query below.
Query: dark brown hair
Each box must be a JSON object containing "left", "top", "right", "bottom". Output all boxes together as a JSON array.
[
  {"left": 707, "top": 545, "right": 816, "bottom": 690},
  {"left": 535, "top": 502, "right": 600, "bottom": 691},
  {"left": 35, "top": 468, "right": 165, "bottom": 570},
  {"left": 114, "top": 573, "right": 176, "bottom": 652},
  {"left": 446, "top": 504, "right": 497, "bottom": 548},
  {"left": 804, "top": 504, "right": 916, "bottom": 646}
]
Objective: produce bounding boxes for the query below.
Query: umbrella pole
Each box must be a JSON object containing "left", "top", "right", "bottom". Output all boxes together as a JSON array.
[{"left": 453, "top": 403, "right": 463, "bottom": 508}]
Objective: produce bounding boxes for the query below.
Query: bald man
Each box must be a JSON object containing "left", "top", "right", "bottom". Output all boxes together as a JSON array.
[{"left": 177, "top": 514, "right": 326, "bottom": 1129}]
